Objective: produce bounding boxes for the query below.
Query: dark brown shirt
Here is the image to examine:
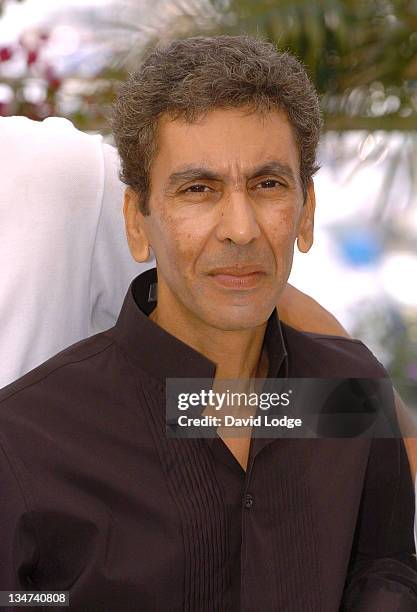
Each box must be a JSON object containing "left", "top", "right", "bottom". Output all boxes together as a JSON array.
[{"left": 0, "top": 268, "right": 416, "bottom": 611}]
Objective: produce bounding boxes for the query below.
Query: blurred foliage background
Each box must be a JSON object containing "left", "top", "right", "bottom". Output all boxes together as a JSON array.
[
  {"left": 0, "top": 0, "right": 416, "bottom": 384},
  {"left": 1, "top": 0, "right": 417, "bottom": 131}
]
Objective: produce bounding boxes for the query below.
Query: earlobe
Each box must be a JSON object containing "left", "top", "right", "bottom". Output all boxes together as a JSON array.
[
  {"left": 123, "top": 187, "right": 151, "bottom": 262},
  {"left": 297, "top": 180, "right": 316, "bottom": 253},
  {"left": 297, "top": 217, "right": 314, "bottom": 252}
]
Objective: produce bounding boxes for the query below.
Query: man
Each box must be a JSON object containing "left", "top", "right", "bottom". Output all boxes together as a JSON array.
[{"left": 0, "top": 35, "right": 416, "bottom": 611}]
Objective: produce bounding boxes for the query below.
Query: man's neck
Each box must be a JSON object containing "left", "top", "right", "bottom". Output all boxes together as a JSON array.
[{"left": 149, "top": 298, "right": 268, "bottom": 381}]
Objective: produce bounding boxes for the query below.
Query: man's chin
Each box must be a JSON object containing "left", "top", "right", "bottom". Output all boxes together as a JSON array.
[{"left": 198, "top": 306, "right": 275, "bottom": 332}]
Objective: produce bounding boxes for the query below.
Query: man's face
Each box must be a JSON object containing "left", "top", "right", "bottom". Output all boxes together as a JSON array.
[{"left": 125, "top": 107, "right": 315, "bottom": 331}]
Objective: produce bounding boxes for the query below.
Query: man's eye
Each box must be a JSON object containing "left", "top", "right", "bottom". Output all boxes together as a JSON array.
[
  {"left": 183, "top": 184, "right": 211, "bottom": 193},
  {"left": 256, "top": 179, "right": 283, "bottom": 189}
]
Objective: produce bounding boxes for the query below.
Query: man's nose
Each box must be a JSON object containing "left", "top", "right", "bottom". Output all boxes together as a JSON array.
[{"left": 215, "top": 192, "right": 261, "bottom": 245}]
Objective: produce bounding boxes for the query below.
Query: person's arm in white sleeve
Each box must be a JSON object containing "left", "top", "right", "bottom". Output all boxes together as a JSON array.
[{"left": 0, "top": 117, "right": 150, "bottom": 388}]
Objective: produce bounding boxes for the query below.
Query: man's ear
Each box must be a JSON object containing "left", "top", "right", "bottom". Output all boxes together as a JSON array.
[
  {"left": 297, "top": 179, "right": 316, "bottom": 253},
  {"left": 123, "top": 187, "right": 151, "bottom": 262}
]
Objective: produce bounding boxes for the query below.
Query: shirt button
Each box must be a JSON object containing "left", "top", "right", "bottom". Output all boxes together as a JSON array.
[{"left": 244, "top": 493, "right": 254, "bottom": 509}]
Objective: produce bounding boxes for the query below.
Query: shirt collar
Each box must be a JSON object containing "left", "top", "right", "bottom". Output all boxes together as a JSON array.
[{"left": 113, "top": 267, "right": 288, "bottom": 382}]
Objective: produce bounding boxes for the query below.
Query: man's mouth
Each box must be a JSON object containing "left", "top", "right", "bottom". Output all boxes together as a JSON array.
[{"left": 208, "top": 266, "right": 266, "bottom": 290}]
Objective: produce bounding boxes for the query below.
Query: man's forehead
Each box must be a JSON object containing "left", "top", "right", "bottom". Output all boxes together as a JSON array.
[{"left": 154, "top": 108, "right": 300, "bottom": 177}]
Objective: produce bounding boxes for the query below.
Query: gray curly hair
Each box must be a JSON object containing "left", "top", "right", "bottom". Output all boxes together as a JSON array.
[{"left": 112, "top": 34, "right": 322, "bottom": 214}]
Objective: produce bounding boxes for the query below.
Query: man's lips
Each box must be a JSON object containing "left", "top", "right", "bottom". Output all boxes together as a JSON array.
[{"left": 208, "top": 267, "right": 266, "bottom": 289}]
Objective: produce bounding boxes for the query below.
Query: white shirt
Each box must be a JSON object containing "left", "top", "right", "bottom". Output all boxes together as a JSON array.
[{"left": 0, "top": 116, "right": 153, "bottom": 389}]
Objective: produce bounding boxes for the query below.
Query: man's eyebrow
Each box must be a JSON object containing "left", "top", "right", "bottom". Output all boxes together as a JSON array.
[
  {"left": 248, "top": 161, "right": 296, "bottom": 182},
  {"left": 165, "top": 167, "right": 220, "bottom": 188},
  {"left": 165, "top": 160, "right": 296, "bottom": 189}
]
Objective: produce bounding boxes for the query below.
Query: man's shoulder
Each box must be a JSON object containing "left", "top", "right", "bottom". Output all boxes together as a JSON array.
[
  {"left": 0, "top": 330, "right": 116, "bottom": 405},
  {"left": 280, "top": 322, "right": 388, "bottom": 378}
]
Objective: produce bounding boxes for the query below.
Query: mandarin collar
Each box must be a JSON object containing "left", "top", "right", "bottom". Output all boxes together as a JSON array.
[{"left": 113, "top": 267, "right": 288, "bottom": 382}]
